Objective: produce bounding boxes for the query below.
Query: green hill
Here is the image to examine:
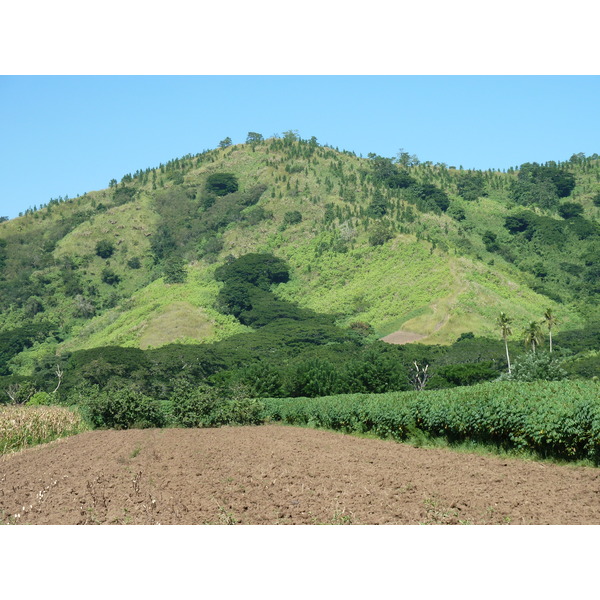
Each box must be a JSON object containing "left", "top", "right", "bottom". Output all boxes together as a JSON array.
[{"left": 1, "top": 134, "right": 599, "bottom": 382}]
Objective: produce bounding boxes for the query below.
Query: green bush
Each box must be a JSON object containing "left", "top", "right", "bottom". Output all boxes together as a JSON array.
[
  {"left": 283, "top": 210, "right": 303, "bottom": 226},
  {"left": 82, "top": 388, "right": 166, "bottom": 429},
  {"left": 27, "top": 391, "right": 52, "bottom": 406},
  {"left": 437, "top": 362, "right": 498, "bottom": 386},
  {"left": 499, "top": 351, "right": 567, "bottom": 382},
  {"left": 170, "top": 380, "right": 264, "bottom": 427},
  {"left": 96, "top": 240, "right": 115, "bottom": 259},
  {"left": 112, "top": 187, "right": 136, "bottom": 206},
  {"left": 163, "top": 255, "right": 187, "bottom": 283},
  {"left": 171, "top": 381, "right": 225, "bottom": 427},
  {"left": 101, "top": 267, "right": 121, "bottom": 285}
]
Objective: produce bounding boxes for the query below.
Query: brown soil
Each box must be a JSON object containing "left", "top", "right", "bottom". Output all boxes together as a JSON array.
[
  {"left": 2, "top": 425, "right": 599, "bottom": 525},
  {"left": 380, "top": 330, "right": 426, "bottom": 344}
]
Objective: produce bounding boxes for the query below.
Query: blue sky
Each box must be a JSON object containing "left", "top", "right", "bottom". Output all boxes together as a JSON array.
[{"left": 1, "top": 75, "right": 600, "bottom": 219}]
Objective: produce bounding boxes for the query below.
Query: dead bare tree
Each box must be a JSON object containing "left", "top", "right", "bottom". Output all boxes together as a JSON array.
[
  {"left": 52, "top": 364, "right": 64, "bottom": 394},
  {"left": 410, "top": 362, "right": 429, "bottom": 391},
  {"left": 5, "top": 383, "right": 36, "bottom": 404}
]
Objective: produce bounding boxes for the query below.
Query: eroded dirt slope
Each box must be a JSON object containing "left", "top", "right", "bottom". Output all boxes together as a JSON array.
[{"left": 1, "top": 425, "right": 599, "bottom": 524}]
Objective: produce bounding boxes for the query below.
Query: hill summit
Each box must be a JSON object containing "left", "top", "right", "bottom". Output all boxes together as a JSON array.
[{"left": 1, "top": 133, "right": 599, "bottom": 382}]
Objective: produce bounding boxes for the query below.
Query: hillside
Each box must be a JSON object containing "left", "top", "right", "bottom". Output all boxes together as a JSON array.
[{"left": 1, "top": 133, "right": 599, "bottom": 382}]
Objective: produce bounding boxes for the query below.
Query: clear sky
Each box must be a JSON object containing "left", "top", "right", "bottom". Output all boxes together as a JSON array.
[{"left": 1, "top": 75, "right": 599, "bottom": 220}]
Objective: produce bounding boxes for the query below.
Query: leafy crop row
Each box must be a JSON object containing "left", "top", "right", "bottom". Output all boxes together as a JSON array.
[{"left": 262, "top": 380, "right": 600, "bottom": 464}]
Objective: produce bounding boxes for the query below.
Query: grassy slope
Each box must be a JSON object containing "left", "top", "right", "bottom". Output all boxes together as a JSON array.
[{"left": 1, "top": 139, "right": 594, "bottom": 366}]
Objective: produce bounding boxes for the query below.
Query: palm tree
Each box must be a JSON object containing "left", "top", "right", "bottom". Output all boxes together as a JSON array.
[
  {"left": 542, "top": 308, "right": 558, "bottom": 353},
  {"left": 496, "top": 312, "right": 513, "bottom": 374},
  {"left": 524, "top": 321, "right": 544, "bottom": 354}
]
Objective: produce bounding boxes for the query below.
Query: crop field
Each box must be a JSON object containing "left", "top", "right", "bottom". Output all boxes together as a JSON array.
[
  {"left": 0, "top": 405, "right": 89, "bottom": 455},
  {"left": 2, "top": 380, "right": 600, "bottom": 525}
]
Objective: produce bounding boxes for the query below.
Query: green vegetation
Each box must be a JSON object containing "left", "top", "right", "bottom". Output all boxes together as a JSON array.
[
  {"left": 0, "top": 134, "right": 598, "bottom": 461},
  {"left": 262, "top": 380, "right": 600, "bottom": 464},
  {"left": 0, "top": 405, "right": 89, "bottom": 455}
]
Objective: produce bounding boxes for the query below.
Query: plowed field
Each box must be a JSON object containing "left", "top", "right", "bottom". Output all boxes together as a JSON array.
[{"left": 2, "top": 425, "right": 599, "bottom": 524}]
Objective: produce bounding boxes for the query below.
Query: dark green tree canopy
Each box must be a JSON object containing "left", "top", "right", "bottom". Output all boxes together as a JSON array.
[
  {"left": 214, "top": 253, "right": 290, "bottom": 289},
  {"left": 205, "top": 173, "right": 239, "bottom": 197},
  {"left": 456, "top": 172, "right": 487, "bottom": 201},
  {"left": 370, "top": 156, "right": 415, "bottom": 189},
  {"left": 96, "top": 239, "right": 115, "bottom": 259},
  {"left": 246, "top": 132, "right": 264, "bottom": 145},
  {"left": 557, "top": 202, "right": 584, "bottom": 219}
]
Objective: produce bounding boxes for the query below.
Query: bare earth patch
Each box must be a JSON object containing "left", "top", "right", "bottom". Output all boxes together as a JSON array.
[
  {"left": 1, "top": 425, "right": 599, "bottom": 525},
  {"left": 380, "top": 330, "right": 426, "bottom": 345}
]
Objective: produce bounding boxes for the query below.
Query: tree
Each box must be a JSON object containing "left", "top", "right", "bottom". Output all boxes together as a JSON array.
[
  {"left": 542, "top": 308, "right": 558, "bottom": 353},
  {"left": 557, "top": 202, "right": 584, "bottom": 219},
  {"left": 205, "top": 173, "right": 239, "bottom": 197},
  {"left": 246, "top": 132, "right": 264, "bottom": 146},
  {"left": 283, "top": 211, "right": 302, "bottom": 226},
  {"left": 410, "top": 362, "right": 429, "bottom": 391},
  {"left": 163, "top": 255, "right": 187, "bottom": 284},
  {"left": 496, "top": 312, "right": 513, "bottom": 373},
  {"left": 219, "top": 137, "right": 232, "bottom": 149},
  {"left": 96, "top": 239, "right": 115, "bottom": 259},
  {"left": 101, "top": 268, "right": 121, "bottom": 286},
  {"left": 523, "top": 321, "right": 544, "bottom": 354},
  {"left": 457, "top": 172, "right": 486, "bottom": 201},
  {"left": 367, "top": 190, "right": 388, "bottom": 218},
  {"left": 368, "top": 223, "right": 394, "bottom": 246},
  {"left": 282, "top": 130, "right": 299, "bottom": 142}
]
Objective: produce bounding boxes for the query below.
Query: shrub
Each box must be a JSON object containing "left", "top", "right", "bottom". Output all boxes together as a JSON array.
[
  {"left": 437, "top": 362, "right": 498, "bottom": 386},
  {"left": 112, "top": 186, "right": 136, "bottom": 206},
  {"left": 283, "top": 210, "right": 303, "bottom": 226},
  {"left": 127, "top": 256, "right": 142, "bottom": 269},
  {"left": 170, "top": 380, "right": 264, "bottom": 427},
  {"left": 96, "top": 240, "right": 115, "bottom": 259},
  {"left": 447, "top": 204, "right": 466, "bottom": 221},
  {"left": 171, "top": 381, "right": 226, "bottom": 428},
  {"left": 101, "top": 267, "right": 121, "bottom": 285},
  {"left": 82, "top": 388, "right": 165, "bottom": 429},
  {"left": 163, "top": 255, "right": 187, "bottom": 283},
  {"left": 368, "top": 223, "right": 394, "bottom": 246},
  {"left": 499, "top": 351, "right": 567, "bottom": 382},
  {"left": 27, "top": 391, "right": 52, "bottom": 406},
  {"left": 240, "top": 184, "right": 267, "bottom": 206}
]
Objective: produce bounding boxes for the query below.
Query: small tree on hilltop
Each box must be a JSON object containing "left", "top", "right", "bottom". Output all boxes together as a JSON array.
[{"left": 246, "top": 132, "right": 264, "bottom": 147}]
